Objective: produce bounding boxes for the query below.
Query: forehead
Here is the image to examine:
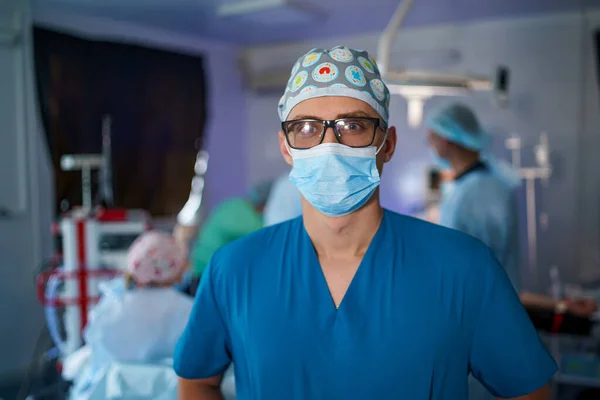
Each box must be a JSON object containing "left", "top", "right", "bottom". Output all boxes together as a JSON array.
[
  {"left": 287, "top": 96, "right": 380, "bottom": 120},
  {"left": 428, "top": 130, "right": 446, "bottom": 142}
]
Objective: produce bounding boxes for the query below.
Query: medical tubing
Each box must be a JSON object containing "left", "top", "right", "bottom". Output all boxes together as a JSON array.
[{"left": 45, "top": 267, "right": 66, "bottom": 354}]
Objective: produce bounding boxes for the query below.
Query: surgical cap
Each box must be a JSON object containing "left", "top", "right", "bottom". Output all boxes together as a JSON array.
[
  {"left": 127, "top": 231, "right": 187, "bottom": 285},
  {"left": 278, "top": 46, "right": 391, "bottom": 124},
  {"left": 426, "top": 103, "right": 491, "bottom": 151},
  {"left": 246, "top": 179, "right": 275, "bottom": 208}
]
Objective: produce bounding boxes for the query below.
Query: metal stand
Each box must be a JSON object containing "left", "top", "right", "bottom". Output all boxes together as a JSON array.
[
  {"left": 100, "top": 115, "right": 114, "bottom": 207},
  {"left": 60, "top": 114, "right": 115, "bottom": 212},
  {"left": 505, "top": 133, "right": 552, "bottom": 289},
  {"left": 60, "top": 155, "right": 103, "bottom": 212}
]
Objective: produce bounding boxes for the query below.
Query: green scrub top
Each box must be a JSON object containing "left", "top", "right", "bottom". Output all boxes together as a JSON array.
[{"left": 191, "top": 198, "right": 263, "bottom": 278}]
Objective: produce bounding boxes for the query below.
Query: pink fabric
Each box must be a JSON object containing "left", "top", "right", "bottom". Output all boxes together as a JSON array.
[{"left": 126, "top": 231, "right": 187, "bottom": 285}]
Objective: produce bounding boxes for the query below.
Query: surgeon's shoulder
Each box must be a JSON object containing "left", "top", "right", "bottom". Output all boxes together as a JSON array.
[
  {"left": 385, "top": 210, "right": 494, "bottom": 270},
  {"left": 210, "top": 216, "right": 302, "bottom": 277}
]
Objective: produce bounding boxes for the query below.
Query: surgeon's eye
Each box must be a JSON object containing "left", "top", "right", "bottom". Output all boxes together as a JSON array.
[
  {"left": 288, "top": 121, "right": 321, "bottom": 136},
  {"left": 337, "top": 119, "right": 370, "bottom": 135}
]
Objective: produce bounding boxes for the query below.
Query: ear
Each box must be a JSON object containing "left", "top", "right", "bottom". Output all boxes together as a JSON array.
[
  {"left": 381, "top": 126, "right": 397, "bottom": 163},
  {"left": 279, "top": 131, "right": 293, "bottom": 166}
]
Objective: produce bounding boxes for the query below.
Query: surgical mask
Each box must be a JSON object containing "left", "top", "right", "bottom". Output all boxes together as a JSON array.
[
  {"left": 430, "top": 149, "right": 452, "bottom": 171},
  {"left": 440, "top": 181, "right": 455, "bottom": 198},
  {"left": 288, "top": 142, "right": 384, "bottom": 217}
]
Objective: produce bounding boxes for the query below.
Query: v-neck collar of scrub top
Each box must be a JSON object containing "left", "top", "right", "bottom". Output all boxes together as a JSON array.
[
  {"left": 298, "top": 209, "right": 397, "bottom": 366},
  {"left": 300, "top": 211, "right": 395, "bottom": 311}
]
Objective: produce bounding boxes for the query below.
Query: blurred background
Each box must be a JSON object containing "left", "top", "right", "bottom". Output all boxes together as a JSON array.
[{"left": 1, "top": 0, "right": 600, "bottom": 398}]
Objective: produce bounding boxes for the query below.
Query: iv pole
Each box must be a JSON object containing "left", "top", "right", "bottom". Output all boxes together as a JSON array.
[
  {"left": 100, "top": 115, "right": 114, "bottom": 207},
  {"left": 60, "top": 116, "right": 115, "bottom": 212},
  {"left": 505, "top": 133, "right": 552, "bottom": 287}
]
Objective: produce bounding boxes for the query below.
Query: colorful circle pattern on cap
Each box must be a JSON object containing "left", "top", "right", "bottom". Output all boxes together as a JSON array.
[
  {"left": 278, "top": 46, "right": 390, "bottom": 124},
  {"left": 345, "top": 65, "right": 366, "bottom": 87},
  {"left": 313, "top": 62, "right": 339, "bottom": 83},
  {"left": 329, "top": 47, "right": 354, "bottom": 63},
  {"left": 302, "top": 52, "right": 322, "bottom": 68},
  {"left": 291, "top": 70, "right": 308, "bottom": 92},
  {"left": 127, "top": 231, "right": 187, "bottom": 285},
  {"left": 370, "top": 79, "right": 386, "bottom": 101},
  {"left": 358, "top": 56, "right": 375, "bottom": 73},
  {"left": 369, "top": 56, "right": 380, "bottom": 72}
]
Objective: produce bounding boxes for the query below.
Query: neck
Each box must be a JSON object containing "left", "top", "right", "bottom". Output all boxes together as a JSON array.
[
  {"left": 302, "top": 191, "right": 384, "bottom": 258},
  {"left": 450, "top": 152, "right": 480, "bottom": 177}
]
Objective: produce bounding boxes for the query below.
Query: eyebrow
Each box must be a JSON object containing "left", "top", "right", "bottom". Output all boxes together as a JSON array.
[{"left": 290, "top": 111, "right": 375, "bottom": 120}]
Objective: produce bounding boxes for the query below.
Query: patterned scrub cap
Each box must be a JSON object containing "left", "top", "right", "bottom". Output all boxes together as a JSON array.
[
  {"left": 127, "top": 231, "right": 188, "bottom": 285},
  {"left": 278, "top": 46, "right": 391, "bottom": 124}
]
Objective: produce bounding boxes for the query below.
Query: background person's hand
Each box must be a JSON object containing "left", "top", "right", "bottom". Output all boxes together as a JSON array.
[{"left": 565, "top": 297, "right": 598, "bottom": 317}]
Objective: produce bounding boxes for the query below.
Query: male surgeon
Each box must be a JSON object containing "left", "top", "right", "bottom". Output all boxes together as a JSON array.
[{"left": 175, "top": 46, "right": 557, "bottom": 400}]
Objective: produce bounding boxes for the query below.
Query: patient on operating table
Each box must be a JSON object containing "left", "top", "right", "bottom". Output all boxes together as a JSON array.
[{"left": 83, "top": 230, "right": 194, "bottom": 365}]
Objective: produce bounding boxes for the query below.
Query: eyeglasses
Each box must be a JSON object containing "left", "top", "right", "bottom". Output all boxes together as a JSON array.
[{"left": 281, "top": 117, "right": 386, "bottom": 150}]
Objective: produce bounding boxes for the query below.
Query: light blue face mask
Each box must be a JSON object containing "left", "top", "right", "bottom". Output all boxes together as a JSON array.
[
  {"left": 430, "top": 149, "right": 452, "bottom": 171},
  {"left": 288, "top": 142, "right": 384, "bottom": 217}
]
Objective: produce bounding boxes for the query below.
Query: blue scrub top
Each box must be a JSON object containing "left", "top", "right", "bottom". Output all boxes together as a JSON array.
[{"left": 174, "top": 210, "right": 556, "bottom": 399}]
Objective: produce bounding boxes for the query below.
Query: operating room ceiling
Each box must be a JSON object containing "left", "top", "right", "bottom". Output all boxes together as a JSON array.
[{"left": 32, "top": 0, "right": 600, "bottom": 45}]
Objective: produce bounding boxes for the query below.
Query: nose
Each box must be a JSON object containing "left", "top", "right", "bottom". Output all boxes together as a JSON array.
[{"left": 322, "top": 126, "right": 338, "bottom": 144}]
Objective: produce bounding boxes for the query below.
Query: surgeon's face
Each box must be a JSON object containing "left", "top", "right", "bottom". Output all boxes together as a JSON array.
[
  {"left": 278, "top": 96, "right": 397, "bottom": 173},
  {"left": 427, "top": 130, "right": 450, "bottom": 159}
]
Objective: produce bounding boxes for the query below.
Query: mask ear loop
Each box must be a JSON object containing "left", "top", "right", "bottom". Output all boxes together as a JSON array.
[
  {"left": 284, "top": 140, "right": 293, "bottom": 157},
  {"left": 284, "top": 137, "right": 299, "bottom": 164},
  {"left": 375, "top": 129, "right": 389, "bottom": 155}
]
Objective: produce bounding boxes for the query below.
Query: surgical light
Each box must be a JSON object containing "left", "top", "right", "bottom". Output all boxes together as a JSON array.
[{"left": 377, "top": 0, "right": 507, "bottom": 127}]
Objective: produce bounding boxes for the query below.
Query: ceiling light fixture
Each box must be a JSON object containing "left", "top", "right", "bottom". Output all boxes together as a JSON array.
[{"left": 377, "top": 0, "right": 508, "bottom": 128}]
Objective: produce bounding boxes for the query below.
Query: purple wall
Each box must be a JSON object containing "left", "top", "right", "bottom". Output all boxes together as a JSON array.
[{"left": 202, "top": 48, "right": 248, "bottom": 212}]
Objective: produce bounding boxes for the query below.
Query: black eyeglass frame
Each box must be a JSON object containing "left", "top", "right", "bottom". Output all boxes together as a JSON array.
[{"left": 281, "top": 117, "right": 387, "bottom": 150}]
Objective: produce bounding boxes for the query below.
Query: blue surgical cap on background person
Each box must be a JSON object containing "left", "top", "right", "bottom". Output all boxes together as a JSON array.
[{"left": 426, "top": 103, "right": 491, "bottom": 151}]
